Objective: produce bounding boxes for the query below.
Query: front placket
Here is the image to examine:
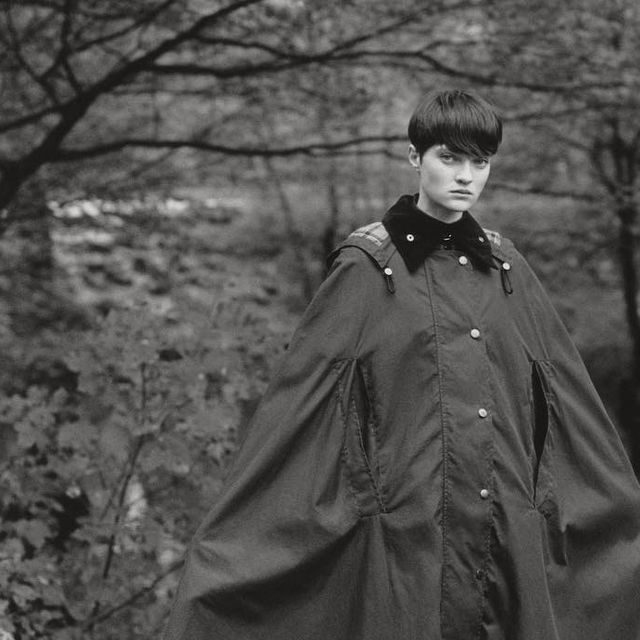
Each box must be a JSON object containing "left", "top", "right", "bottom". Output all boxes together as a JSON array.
[{"left": 424, "top": 249, "right": 496, "bottom": 640}]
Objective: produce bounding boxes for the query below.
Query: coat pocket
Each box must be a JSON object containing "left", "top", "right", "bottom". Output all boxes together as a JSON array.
[
  {"left": 531, "top": 360, "right": 550, "bottom": 502},
  {"left": 530, "top": 359, "right": 567, "bottom": 565},
  {"left": 335, "top": 358, "right": 386, "bottom": 517},
  {"left": 531, "top": 360, "right": 556, "bottom": 507}
]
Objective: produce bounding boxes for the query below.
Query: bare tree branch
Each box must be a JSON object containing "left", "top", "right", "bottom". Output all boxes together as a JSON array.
[
  {"left": 57, "top": 0, "right": 82, "bottom": 93},
  {"left": 331, "top": 48, "right": 628, "bottom": 94},
  {"left": 0, "top": 2, "right": 265, "bottom": 136},
  {"left": 503, "top": 105, "right": 621, "bottom": 123},
  {"left": 4, "top": 2, "right": 61, "bottom": 106},
  {"left": 146, "top": 43, "right": 627, "bottom": 97},
  {"left": 191, "top": 34, "right": 312, "bottom": 58},
  {"left": 489, "top": 180, "right": 600, "bottom": 202},
  {"left": 69, "top": 0, "right": 178, "bottom": 55},
  {"left": 523, "top": 122, "right": 593, "bottom": 154},
  {"left": 144, "top": 6, "right": 465, "bottom": 78},
  {"left": 0, "top": 104, "right": 63, "bottom": 134},
  {"left": 0, "top": 0, "right": 270, "bottom": 213},
  {"left": 55, "top": 134, "right": 407, "bottom": 160}
]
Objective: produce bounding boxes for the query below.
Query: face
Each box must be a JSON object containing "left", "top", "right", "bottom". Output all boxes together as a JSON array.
[{"left": 409, "top": 143, "right": 491, "bottom": 222}]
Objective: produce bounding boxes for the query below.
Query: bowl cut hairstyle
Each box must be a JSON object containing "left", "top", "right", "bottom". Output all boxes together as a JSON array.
[{"left": 408, "top": 89, "right": 502, "bottom": 160}]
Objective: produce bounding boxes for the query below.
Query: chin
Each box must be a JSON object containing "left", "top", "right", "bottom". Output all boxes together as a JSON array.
[
  {"left": 442, "top": 204, "right": 466, "bottom": 214},
  {"left": 447, "top": 199, "right": 475, "bottom": 211}
]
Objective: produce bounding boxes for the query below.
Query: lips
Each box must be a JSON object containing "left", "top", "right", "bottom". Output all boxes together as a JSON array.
[{"left": 451, "top": 190, "right": 472, "bottom": 195}]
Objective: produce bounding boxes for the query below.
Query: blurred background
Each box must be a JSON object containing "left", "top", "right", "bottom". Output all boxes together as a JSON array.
[{"left": 1, "top": 0, "right": 639, "bottom": 637}]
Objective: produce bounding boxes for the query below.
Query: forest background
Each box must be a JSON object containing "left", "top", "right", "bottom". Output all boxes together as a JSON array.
[{"left": 1, "top": 0, "right": 640, "bottom": 638}]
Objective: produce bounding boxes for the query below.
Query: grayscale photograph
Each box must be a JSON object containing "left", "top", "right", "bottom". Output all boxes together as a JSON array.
[{"left": 1, "top": 1, "right": 639, "bottom": 639}]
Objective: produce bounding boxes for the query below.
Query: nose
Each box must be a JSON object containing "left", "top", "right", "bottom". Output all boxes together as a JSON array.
[{"left": 455, "top": 161, "right": 473, "bottom": 184}]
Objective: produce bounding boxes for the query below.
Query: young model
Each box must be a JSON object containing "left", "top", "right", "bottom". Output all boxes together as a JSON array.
[{"left": 164, "top": 90, "right": 640, "bottom": 640}]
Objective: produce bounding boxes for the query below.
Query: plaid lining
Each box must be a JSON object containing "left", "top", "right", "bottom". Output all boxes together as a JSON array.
[
  {"left": 349, "top": 222, "right": 389, "bottom": 247},
  {"left": 483, "top": 228, "right": 502, "bottom": 247}
]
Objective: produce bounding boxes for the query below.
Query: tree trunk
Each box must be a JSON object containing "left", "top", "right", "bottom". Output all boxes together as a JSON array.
[
  {"left": 322, "top": 158, "right": 341, "bottom": 267},
  {"left": 261, "top": 157, "right": 315, "bottom": 302},
  {"left": 1, "top": 197, "right": 54, "bottom": 334},
  {"left": 0, "top": 167, "right": 30, "bottom": 234},
  {"left": 617, "top": 202, "right": 640, "bottom": 474},
  {"left": 0, "top": 179, "right": 84, "bottom": 335}
]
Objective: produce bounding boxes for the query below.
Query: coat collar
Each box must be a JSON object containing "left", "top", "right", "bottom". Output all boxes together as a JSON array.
[{"left": 382, "top": 194, "right": 496, "bottom": 273}]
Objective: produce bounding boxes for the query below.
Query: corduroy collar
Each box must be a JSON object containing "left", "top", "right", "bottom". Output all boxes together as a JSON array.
[{"left": 382, "top": 194, "right": 497, "bottom": 273}]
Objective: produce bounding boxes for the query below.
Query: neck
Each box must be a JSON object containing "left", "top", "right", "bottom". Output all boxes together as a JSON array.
[{"left": 415, "top": 195, "right": 463, "bottom": 224}]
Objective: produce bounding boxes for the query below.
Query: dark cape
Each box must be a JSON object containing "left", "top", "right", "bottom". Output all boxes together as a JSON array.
[{"left": 163, "top": 197, "right": 640, "bottom": 640}]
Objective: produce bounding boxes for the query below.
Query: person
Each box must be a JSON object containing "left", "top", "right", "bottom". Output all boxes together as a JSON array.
[{"left": 163, "top": 90, "right": 640, "bottom": 640}]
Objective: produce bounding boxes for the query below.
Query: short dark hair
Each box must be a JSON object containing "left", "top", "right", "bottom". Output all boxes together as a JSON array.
[{"left": 408, "top": 89, "right": 502, "bottom": 159}]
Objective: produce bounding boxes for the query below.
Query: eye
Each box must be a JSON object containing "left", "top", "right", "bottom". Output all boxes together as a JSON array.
[
  {"left": 473, "top": 157, "right": 490, "bottom": 168},
  {"left": 439, "top": 152, "right": 455, "bottom": 163}
]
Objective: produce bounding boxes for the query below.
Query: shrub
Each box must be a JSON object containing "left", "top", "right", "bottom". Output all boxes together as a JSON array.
[{"left": 0, "top": 296, "right": 286, "bottom": 639}]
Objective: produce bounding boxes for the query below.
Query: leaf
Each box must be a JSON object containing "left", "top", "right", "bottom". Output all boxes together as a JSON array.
[
  {"left": 14, "top": 420, "right": 39, "bottom": 450},
  {"left": 0, "top": 395, "right": 26, "bottom": 423},
  {"left": 57, "top": 421, "right": 97, "bottom": 451},
  {"left": 0, "top": 539, "right": 24, "bottom": 562},
  {"left": 99, "top": 423, "right": 130, "bottom": 463},
  {"left": 11, "top": 583, "right": 38, "bottom": 607},
  {"left": 40, "top": 583, "right": 66, "bottom": 607},
  {"left": 14, "top": 520, "right": 51, "bottom": 550},
  {"left": 50, "top": 388, "right": 69, "bottom": 407},
  {"left": 52, "top": 629, "right": 79, "bottom": 640},
  {"left": 139, "top": 444, "right": 168, "bottom": 473},
  {"left": 0, "top": 619, "right": 16, "bottom": 639}
]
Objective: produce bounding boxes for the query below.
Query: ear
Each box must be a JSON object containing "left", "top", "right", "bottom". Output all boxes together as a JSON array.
[{"left": 408, "top": 144, "right": 421, "bottom": 169}]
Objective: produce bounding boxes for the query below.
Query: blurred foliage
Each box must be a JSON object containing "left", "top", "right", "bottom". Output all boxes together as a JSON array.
[{"left": 0, "top": 197, "right": 297, "bottom": 639}]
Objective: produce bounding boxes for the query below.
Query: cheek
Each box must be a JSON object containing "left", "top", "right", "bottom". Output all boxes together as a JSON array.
[{"left": 425, "top": 168, "right": 450, "bottom": 187}]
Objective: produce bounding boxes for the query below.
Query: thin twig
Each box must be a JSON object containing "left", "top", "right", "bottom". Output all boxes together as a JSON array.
[
  {"left": 89, "top": 362, "right": 150, "bottom": 619},
  {"left": 82, "top": 561, "right": 183, "bottom": 631}
]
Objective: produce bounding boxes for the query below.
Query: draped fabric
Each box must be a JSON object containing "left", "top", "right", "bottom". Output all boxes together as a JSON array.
[{"left": 164, "top": 204, "right": 640, "bottom": 640}]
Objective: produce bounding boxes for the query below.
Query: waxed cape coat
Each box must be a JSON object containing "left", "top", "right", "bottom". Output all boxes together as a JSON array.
[{"left": 164, "top": 202, "right": 640, "bottom": 640}]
